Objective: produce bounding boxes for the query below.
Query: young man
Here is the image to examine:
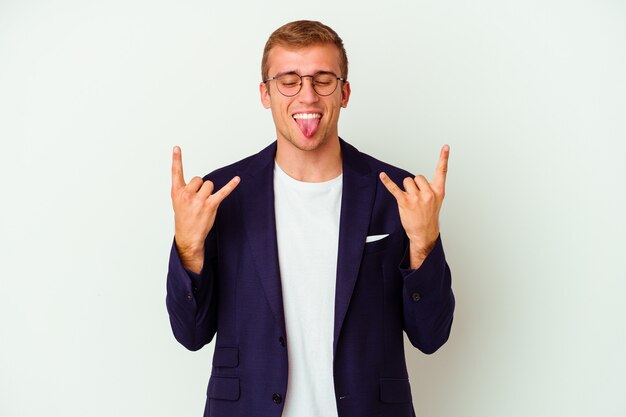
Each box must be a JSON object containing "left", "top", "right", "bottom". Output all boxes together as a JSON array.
[{"left": 167, "top": 20, "right": 454, "bottom": 417}]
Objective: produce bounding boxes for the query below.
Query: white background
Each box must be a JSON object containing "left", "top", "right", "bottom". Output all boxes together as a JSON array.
[{"left": 1, "top": 0, "right": 625, "bottom": 416}]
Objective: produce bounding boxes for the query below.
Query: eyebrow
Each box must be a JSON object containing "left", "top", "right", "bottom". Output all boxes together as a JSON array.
[{"left": 273, "top": 70, "right": 338, "bottom": 78}]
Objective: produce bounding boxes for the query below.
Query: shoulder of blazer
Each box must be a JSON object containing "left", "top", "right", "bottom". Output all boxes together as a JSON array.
[
  {"left": 201, "top": 138, "right": 415, "bottom": 190},
  {"left": 339, "top": 138, "right": 415, "bottom": 183},
  {"left": 202, "top": 141, "right": 277, "bottom": 189}
]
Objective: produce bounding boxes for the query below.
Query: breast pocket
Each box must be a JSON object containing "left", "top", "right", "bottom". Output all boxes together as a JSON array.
[{"left": 363, "top": 229, "right": 404, "bottom": 255}]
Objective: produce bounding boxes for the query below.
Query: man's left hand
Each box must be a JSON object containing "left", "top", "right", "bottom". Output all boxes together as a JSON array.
[{"left": 379, "top": 145, "right": 449, "bottom": 269}]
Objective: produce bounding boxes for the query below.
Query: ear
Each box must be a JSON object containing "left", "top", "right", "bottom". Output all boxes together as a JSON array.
[
  {"left": 260, "top": 81, "right": 271, "bottom": 109},
  {"left": 340, "top": 81, "right": 351, "bottom": 108}
]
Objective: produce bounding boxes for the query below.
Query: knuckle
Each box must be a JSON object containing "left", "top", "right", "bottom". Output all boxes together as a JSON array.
[
  {"left": 206, "top": 199, "right": 219, "bottom": 211},
  {"left": 183, "top": 186, "right": 198, "bottom": 198},
  {"left": 180, "top": 191, "right": 192, "bottom": 202}
]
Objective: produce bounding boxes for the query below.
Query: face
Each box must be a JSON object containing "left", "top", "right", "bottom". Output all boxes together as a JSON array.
[{"left": 260, "top": 44, "right": 351, "bottom": 153}]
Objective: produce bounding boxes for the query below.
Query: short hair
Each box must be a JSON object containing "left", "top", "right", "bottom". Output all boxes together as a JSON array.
[{"left": 261, "top": 20, "right": 349, "bottom": 82}]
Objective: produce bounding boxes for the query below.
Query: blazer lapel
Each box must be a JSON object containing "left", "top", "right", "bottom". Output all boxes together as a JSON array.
[
  {"left": 238, "top": 139, "right": 376, "bottom": 353},
  {"left": 333, "top": 139, "right": 376, "bottom": 356},
  {"left": 239, "top": 142, "right": 286, "bottom": 336}
]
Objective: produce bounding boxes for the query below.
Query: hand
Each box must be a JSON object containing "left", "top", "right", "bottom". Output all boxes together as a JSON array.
[
  {"left": 171, "top": 146, "right": 240, "bottom": 272},
  {"left": 379, "top": 145, "right": 449, "bottom": 268}
]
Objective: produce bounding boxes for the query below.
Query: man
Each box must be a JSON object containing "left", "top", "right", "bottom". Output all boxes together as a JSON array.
[{"left": 167, "top": 20, "right": 454, "bottom": 417}]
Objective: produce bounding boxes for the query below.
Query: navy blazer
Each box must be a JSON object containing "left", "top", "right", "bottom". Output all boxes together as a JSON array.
[{"left": 166, "top": 138, "right": 454, "bottom": 417}]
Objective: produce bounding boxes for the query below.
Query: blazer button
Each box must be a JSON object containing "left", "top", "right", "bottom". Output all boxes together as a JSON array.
[
  {"left": 279, "top": 336, "right": 286, "bottom": 347},
  {"left": 272, "top": 393, "right": 282, "bottom": 404},
  {"left": 411, "top": 292, "right": 421, "bottom": 302}
]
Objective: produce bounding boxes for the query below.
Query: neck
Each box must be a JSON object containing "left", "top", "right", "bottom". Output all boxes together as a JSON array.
[{"left": 275, "top": 137, "right": 342, "bottom": 182}]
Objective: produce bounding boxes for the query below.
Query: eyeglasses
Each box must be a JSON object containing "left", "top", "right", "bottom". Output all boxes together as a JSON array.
[{"left": 263, "top": 71, "right": 345, "bottom": 97}]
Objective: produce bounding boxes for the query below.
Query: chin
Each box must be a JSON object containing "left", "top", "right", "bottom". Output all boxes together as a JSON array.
[{"left": 286, "top": 132, "right": 326, "bottom": 152}]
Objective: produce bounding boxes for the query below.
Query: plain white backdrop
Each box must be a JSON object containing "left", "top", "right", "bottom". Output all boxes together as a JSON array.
[{"left": 1, "top": 0, "right": 625, "bottom": 416}]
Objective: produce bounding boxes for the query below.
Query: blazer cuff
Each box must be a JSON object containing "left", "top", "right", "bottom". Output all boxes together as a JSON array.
[
  {"left": 399, "top": 235, "right": 448, "bottom": 298},
  {"left": 167, "top": 237, "right": 209, "bottom": 303}
]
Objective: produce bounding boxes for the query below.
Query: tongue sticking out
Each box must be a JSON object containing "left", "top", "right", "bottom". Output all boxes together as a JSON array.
[{"left": 295, "top": 117, "right": 320, "bottom": 138}]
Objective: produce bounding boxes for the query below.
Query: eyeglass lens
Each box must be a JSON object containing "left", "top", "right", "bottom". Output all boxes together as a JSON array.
[{"left": 275, "top": 73, "right": 339, "bottom": 97}]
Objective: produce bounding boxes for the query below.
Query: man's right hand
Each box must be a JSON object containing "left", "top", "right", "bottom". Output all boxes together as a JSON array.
[{"left": 171, "top": 146, "right": 240, "bottom": 274}]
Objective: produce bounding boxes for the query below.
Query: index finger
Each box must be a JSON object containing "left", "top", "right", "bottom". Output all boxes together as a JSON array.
[
  {"left": 379, "top": 172, "right": 406, "bottom": 201},
  {"left": 432, "top": 144, "right": 449, "bottom": 193},
  {"left": 209, "top": 176, "right": 241, "bottom": 205},
  {"left": 171, "top": 146, "right": 186, "bottom": 191}
]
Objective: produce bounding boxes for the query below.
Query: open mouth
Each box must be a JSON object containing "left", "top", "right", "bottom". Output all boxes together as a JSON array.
[{"left": 292, "top": 112, "right": 322, "bottom": 138}]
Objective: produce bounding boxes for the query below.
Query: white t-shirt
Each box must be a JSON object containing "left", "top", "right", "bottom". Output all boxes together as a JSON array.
[{"left": 273, "top": 161, "right": 342, "bottom": 417}]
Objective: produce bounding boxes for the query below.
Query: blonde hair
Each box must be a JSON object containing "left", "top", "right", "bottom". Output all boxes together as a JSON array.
[{"left": 261, "top": 20, "right": 348, "bottom": 81}]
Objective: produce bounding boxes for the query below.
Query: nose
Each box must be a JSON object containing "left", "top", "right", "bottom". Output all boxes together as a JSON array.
[{"left": 297, "top": 76, "right": 319, "bottom": 103}]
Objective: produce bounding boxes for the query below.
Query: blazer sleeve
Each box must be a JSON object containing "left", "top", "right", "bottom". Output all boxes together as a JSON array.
[
  {"left": 399, "top": 234, "right": 455, "bottom": 354},
  {"left": 165, "top": 231, "right": 218, "bottom": 351}
]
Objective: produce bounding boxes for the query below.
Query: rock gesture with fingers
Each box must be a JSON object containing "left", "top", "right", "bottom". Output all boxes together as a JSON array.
[
  {"left": 379, "top": 145, "right": 449, "bottom": 269},
  {"left": 171, "top": 146, "right": 240, "bottom": 274}
]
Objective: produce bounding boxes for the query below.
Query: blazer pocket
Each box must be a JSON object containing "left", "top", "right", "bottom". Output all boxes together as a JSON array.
[
  {"left": 208, "top": 376, "right": 240, "bottom": 401},
  {"left": 212, "top": 347, "right": 239, "bottom": 368},
  {"left": 363, "top": 229, "right": 404, "bottom": 254},
  {"left": 379, "top": 378, "right": 412, "bottom": 404}
]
